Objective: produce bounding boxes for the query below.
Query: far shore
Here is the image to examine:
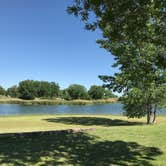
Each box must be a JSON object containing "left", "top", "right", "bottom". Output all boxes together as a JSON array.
[{"left": 0, "top": 97, "right": 118, "bottom": 105}]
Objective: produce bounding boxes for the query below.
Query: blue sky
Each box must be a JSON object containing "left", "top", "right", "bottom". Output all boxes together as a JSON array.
[{"left": 0, "top": 0, "right": 117, "bottom": 90}]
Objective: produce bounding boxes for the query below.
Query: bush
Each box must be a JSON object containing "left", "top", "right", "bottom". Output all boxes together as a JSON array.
[
  {"left": 0, "top": 86, "right": 6, "bottom": 96},
  {"left": 104, "top": 89, "right": 117, "bottom": 99},
  {"left": 88, "top": 85, "right": 105, "bottom": 100},
  {"left": 66, "top": 84, "right": 89, "bottom": 100},
  {"left": 7, "top": 85, "right": 19, "bottom": 98},
  {"left": 18, "top": 80, "right": 36, "bottom": 100},
  {"left": 18, "top": 80, "right": 60, "bottom": 100}
]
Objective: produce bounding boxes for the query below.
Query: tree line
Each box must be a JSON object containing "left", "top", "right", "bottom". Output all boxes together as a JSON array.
[{"left": 0, "top": 80, "right": 117, "bottom": 100}]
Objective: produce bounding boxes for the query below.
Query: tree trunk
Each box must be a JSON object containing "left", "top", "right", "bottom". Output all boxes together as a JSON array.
[
  {"left": 147, "top": 104, "right": 152, "bottom": 124},
  {"left": 147, "top": 109, "right": 150, "bottom": 124},
  {"left": 152, "top": 104, "right": 157, "bottom": 124},
  {"left": 147, "top": 111, "right": 151, "bottom": 124}
]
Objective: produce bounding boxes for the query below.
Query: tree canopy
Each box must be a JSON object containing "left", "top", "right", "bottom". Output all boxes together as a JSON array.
[
  {"left": 2, "top": 80, "right": 113, "bottom": 101},
  {"left": 0, "top": 86, "right": 6, "bottom": 96},
  {"left": 7, "top": 85, "right": 19, "bottom": 98},
  {"left": 65, "top": 84, "right": 89, "bottom": 100},
  {"left": 88, "top": 85, "right": 105, "bottom": 100},
  {"left": 68, "top": 0, "right": 166, "bottom": 123},
  {"left": 18, "top": 80, "right": 60, "bottom": 100}
]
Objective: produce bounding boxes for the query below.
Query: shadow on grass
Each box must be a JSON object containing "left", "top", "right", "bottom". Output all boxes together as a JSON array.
[
  {"left": 0, "top": 131, "right": 162, "bottom": 166},
  {"left": 44, "top": 117, "right": 144, "bottom": 127}
]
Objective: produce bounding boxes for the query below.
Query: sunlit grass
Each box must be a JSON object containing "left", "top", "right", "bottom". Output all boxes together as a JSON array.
[
  {"left": 0, "top": 114, "right": 145, "bottom": 134},
  {"left": 0, "top": 115, "right": 166, "bottom": 165}
]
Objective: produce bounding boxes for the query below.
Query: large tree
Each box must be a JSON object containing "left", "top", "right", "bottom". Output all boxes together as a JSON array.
[
  {"left": 7, "top": 85, "right": 19, "bottom": 98},
  {"left": 66, "top": 84, "right": 89, "bottom": 100},
  {"left": 18, "top": 80, "right": 60, "bottom": 100},
  {"left": 88, "top": 85, "right": 105, "bottom": 99},
  {"left": 68, "top": 0, "right": 166, "bottom": 124},
  {"left": 18, "top": 80, "right": 36, "bottom": 100}
]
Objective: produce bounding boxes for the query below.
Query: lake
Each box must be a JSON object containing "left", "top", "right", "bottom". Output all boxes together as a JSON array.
[{"left": 0, "top": 103, "right": 166, "bottom": 116}]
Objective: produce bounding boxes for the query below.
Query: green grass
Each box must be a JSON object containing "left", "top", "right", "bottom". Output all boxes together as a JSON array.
[{"left": 0, "top": 115, "right": 166, "bottom": 165}]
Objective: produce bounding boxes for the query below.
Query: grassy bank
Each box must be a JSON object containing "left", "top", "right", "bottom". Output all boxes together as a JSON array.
[
  {"left": 0, "top": 97, "right": 118, "bottom": 105},
  {"left": 0, "top": 115, "right": 166, "bottom": 165}
]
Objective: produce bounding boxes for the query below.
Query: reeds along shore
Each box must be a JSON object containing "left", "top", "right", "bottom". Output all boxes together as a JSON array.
[{"left": 0, "top": 97, "right": 118, "bottom": 105}]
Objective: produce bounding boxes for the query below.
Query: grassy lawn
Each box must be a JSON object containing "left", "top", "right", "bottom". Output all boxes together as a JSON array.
[{"left": 0, "top": 115, "right": 166, "bottom": 165}]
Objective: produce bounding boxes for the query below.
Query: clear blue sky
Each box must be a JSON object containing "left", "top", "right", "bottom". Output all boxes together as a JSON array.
[{"left": 0, "top": 0, "right": 117, "bottom": 90}]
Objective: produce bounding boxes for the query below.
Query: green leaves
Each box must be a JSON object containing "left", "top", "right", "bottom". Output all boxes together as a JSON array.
[
  {"left": 0, "top": 86, "right": 6, "bottom": 96},
  {"left": 18, "top": 80, "right": 60, "bottom": 100},
  {"left": 7, "top": 85, "right": 19, "bottom": 98},
  {"left": 122, "top": 88, "right": 147, "bottom": 118},
  {"left": 65, "top": 84, "right": 89, "bottom": 100},
  {"left": 68, "top": 0, "right": 166, "bottom": 121},
  {"left": 88, "top": 85, "right": 105, "bottom": 99}
]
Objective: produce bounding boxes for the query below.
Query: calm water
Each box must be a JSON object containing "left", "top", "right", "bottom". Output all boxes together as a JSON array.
[{"left": 0, "top": 103, "right": 165, "bottom": 116}]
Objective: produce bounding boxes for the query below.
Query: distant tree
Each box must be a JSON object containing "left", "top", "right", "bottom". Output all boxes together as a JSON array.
[
  {"left": 88, "top": 85, "right": 117, "bottom": 99},
  {"left": 18, "top": 80, "right": 60, "bottom": 100},
  {"left": 18, "top": 80, "right": 36, "bottom": 100},
  {"left": 61, "top": 89, "right": 71, "bottom": 100},
  {"left": 7, "top": 85, "right": 19, "bottom": 98},
  {"left": 36, "top": 81, "right": 59, "bottom": 98},
  {"left": 49, "top": 82, "right": 60, "bottom": 98},
  {"left": 36, "top": 81, "right": 49, "bottom": 98},
  {"left": 88, "top": 85, "right": 105, "bottom": 100},
  {"left": 104, "top": 89, "right": 117, "bottom": 99},
  {"left": 66, "top": 84, "right": 89, "bottom": 100},
  {"left": 0, "top": 86, "right": 6, "bottom": 96}
]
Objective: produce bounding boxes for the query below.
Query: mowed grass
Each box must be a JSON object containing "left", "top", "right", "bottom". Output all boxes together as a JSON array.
[{"left": 0, "top": 115, "right": 166, "bottom": 165}]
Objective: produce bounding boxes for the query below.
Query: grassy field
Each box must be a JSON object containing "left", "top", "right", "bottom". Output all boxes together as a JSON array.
[{"left": 0, "top": 115, "right": 166, "bottom": 165}]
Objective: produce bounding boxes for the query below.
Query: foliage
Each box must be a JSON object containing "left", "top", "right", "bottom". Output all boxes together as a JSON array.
[
  {"left": 18, "top": 80, "right": 60, "bottom": 100},
  {"left": 152, "top": 85, "right": 166, "bottom": 108},
  {"left": 61, "top": 89, "right": 71, "bottom": 100},
  {"left": 66, "top": 84, "right": 89, "bottom": 100},
  {"left": 1, "top": 81, "right": 117, "bottom": 101},
  {"left": 7, "top": 85, "right": 19, "bottom": 98},
  {"left": 68, "top": 1, "right": 166, "bottom": 123},
  {"left": 104, "top": 89, "right": 117, "bottom": 99},
  {"left": 36, "top": 81, "right": 60, "bottom": 98},
  {"left": 88, "top": 85, "right": 105, "bottom": 99},
  {"left": 0, "top": 86, "right": 6, "bottom": 96},
  {"left": 18, "top": 80, "right": 36, "bottom": 100},
  {"left": 122, "top": 88, "right": 147, "bottom": 118}
]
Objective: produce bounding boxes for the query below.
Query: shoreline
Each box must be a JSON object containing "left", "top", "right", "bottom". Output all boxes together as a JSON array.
[{"left": 0, "top": 98, "right": 118, "bottom": 105}]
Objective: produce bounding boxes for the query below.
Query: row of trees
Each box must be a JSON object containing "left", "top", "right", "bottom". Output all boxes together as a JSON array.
[
  {"left": 0, "top": 80, "right": 59, "bottom": 100},
  {"left": 0, "top": 80, "right": 116, "bottom": 100},
  {"left": 62, "top": 84, "right": 116, "bottom": 100}
]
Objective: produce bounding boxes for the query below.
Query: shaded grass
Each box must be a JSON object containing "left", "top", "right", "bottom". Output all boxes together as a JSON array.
[
  {"left": 0, "top": 115, "right": 166, "bottom": 165},
  {"left": 0, "top": 130, "right": 163, "bottom": 166},
  {"left": 45, "top": 117, "right": 144, "bottom": 126}
]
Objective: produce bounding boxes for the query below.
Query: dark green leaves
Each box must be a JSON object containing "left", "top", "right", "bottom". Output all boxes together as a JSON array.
[{"left": 68, "top": 0, "right": 166, "bottom": 120}]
